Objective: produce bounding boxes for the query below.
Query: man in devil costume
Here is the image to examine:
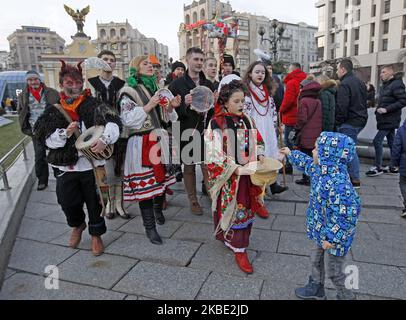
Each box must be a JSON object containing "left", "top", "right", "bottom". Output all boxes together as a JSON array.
[{"left": 34, "top": 60, "right": 121, "bottom": 256}]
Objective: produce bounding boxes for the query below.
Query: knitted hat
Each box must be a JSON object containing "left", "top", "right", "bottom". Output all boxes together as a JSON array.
[
  {"left": 171, "top": 61, "right": 186, "bottom": 73},
  {"left": 149, "top": 54, "right": 161, "bottom": 66},
  {"left": 223, "top": 54, "right": 235, "bottom": 69},
  {"left": 25, "top": 70, "right": 40, "bottom": 81}
]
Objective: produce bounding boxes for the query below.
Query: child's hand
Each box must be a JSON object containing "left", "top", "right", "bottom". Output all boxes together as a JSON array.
[
  {"left": 279, "top": 147, "right": 291, "bottom": 156},
  {"left": 322, "top": 241, "right": 334, "bottom": 250}
]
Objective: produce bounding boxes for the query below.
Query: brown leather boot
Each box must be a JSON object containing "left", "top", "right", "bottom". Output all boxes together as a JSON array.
[
  {"left": 191, "top": 201, "right": 203, "bottom": 215},
  {"left": 91, "top": 236, "right": 104, "bottom": 257},
  {"left": 69, "top": 223, "right": 87, "bottom": 249}
]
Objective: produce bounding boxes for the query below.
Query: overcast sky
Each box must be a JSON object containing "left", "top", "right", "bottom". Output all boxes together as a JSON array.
[{"left": 0, "top": 0, "right": 317, "bottom": 59}]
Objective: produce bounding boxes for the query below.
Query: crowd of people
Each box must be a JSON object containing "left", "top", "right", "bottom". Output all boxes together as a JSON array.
[{"left": 15, "top": 46, "right": 406, "bottom": 300}]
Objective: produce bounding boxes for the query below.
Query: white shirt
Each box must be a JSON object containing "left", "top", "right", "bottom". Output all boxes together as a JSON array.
[{"left": 46, "top": 122, "right": 120, "bottom": 172}]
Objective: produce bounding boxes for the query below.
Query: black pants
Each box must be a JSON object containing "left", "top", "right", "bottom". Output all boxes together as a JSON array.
[
  {"left": 55, "top": 169, "right": 106, "bottom": 236},
  {"left": 33, "top": 137, "right": 49, "bottom": 185}
]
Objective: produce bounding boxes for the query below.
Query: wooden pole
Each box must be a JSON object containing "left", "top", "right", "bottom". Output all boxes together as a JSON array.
[{"left": 278, "top": 112, "right": 287, "bottom": 188}]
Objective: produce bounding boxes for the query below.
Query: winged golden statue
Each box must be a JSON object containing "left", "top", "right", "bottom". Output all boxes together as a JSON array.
[{"left": 64, "top": 4, "right": 90, "bottom": 36}]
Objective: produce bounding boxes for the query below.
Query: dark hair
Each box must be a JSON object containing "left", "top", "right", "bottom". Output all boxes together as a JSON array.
[
  {"left": 243, "top": 61, "right": 273, "bottom": 93},
  {"left": 98, "top": 50, "right": 116, "bottom": 60},
  {"left": 186, "top": 47, "right": 204, "bottom": 58},
  {"left": 290, "top": 62, "right": 301, "bottom": 70},
  {"left": 339, "top": 58, "right": 353, "bottom": 72},
  {"left": 218, "top": 80, "right": 247, "bottom": 105}
]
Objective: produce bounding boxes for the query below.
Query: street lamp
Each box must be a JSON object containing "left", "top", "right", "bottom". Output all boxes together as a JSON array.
[{"left": 258, "top": 19, "right": 286, "bottom": 62}]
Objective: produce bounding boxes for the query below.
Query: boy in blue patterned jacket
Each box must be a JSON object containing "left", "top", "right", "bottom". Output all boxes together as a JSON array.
[{"left": 280, "top": 131, "right": 361, "bottom": 300}]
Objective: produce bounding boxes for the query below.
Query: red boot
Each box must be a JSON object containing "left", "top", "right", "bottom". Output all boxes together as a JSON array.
[
  {"left": 235, "top": 252, "right": 253, "bottom": 274},
  {"left": 255, "top": 205, "right": 270, "bottom": 219}
]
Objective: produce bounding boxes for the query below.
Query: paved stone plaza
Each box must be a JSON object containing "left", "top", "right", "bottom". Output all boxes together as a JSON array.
[{"left": 1, "top": 164, "right": 406, "bottom": 300}]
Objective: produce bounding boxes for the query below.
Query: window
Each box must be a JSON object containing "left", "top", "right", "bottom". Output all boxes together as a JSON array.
[
  {"left": 354, "top": 44, "right": 359, "bottom": 56},
  {"left": 383, "top": 20, "right": 389, "bottom": 34},
  {"left": 193, "top": 12, "right": 197, "bottom": 23},
  {"left": 200, "top": 9, "right": 205, "bottom": 20},
  {"left": 372, "top": 4, "right": 376, "bottom": 17},
  {"left": 331, "top": 33, "right": 335, "bottom": 44},
  {"left": 382, "top": 39, "right": 388, "bottom": 51},
  {"left": 110, "top": 29, "right": 116, "bottom": 38},
  {"left": 371, "top": 23, "right": 375, "bottom": 37},
  {"left": 344, "top": 46, "right": 347, "bottom": 57},
  {"left": 185, "top": 14, "right": 190, "bottom": 24},
  {"left": 345, "top": 0, "right": 349, "bottom": 7},
  {"left": 354, "top": 0, "right": 361, "bottom": 5},
  {"left": 100, "top": 29, "right": 106, "bottom": 38},
  {"left": 331, "top": 49, "right": 335, "bottom": 59},
  {"left": 403, "top": 35, "right": 406, "bottom": 48},
  {"left": 384, "top": 0, "right": 391, "bottom": 14},
  {"left": 354, "top": 28, "right": 360, "bottom": 40},
  {"left": 356, "top": 10, "right": 361, "bottom": 21},
  {"left": 370, "top": 41, "right": 374, "bottom": 53},
  {"left": 332, "top": 1, "right": 336, "bottom": 13},
  {"left": 344, "top": 30, "right": 348, "bottom": 42},
  {"left": 120, "top": 28, "right": 126, "bottom": 37},
  {"left": 403, "top": 16, "right": 406, "bottom": 30}
]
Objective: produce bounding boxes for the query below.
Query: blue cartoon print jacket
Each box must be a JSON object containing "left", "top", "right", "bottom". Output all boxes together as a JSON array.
[{"left": 287, "top": 132, "right": 361, "bottom": 257}]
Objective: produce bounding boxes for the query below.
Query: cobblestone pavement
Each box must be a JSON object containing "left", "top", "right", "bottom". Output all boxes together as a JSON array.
[{"left": 1, "top": 164, "right": 406, "bottom": 300}]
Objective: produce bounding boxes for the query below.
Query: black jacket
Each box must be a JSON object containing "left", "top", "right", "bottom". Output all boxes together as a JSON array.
[
  {"left": 17, "top": 84, "right": 60, "bottom": 136},
  {"left": 168, "top": 71, "right": 214, "bottom": 132},
  {"left": 335, "top": 72, "right": 368, "bottom": 128},
  {"left": 33, "top": 96, "right": 122, "bottom": 167},
  {"left": 376, "top": 75, "right": 406, "bottom": 130},
  {"left": 168, "top": 71, "right": 215, "bottom": 162},
  {"left": 88, "top": 76, "right": 125, "bottom": 110}
]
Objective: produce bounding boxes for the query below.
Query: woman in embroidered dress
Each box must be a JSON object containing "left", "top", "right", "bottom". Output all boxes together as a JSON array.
[
  {"left": 205, "top": 80, "right": 266, "bottom": 274},
  {"left": 243, "top": 61, "right": 287, "bottom": 217},
  {"left": 117, "top": 56, "right": 181, "bottom": 245}
]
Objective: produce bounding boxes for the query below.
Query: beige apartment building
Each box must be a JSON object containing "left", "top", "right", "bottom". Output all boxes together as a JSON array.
[
  {"left": 178, "top": 0, "right": 319, "bottom": 75},
  {"left": 313, "top": 0, "right": 406, "bottom": 86},
  {"left": 96, "top": 21, "right": 170, "bottom": 79},
  {"left": 7, "top": 26, "right": 65, "bottom": 72}
]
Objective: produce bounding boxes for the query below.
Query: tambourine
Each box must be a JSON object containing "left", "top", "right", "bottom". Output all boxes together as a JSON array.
[
  {"left": 157, "top": 88, "right": 175, "bottom": 108},
  {"left": 75, "top": 126, "right": 114, "bottom": 161},
  {"left": 190, "top": 86, "right": 214, "bottom": 113}
]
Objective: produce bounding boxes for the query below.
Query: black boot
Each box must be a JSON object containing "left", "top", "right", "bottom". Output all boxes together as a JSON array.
[
  {"left": 140, "top": 207, "right": 163, "bottom": 245},
  {"left": 280, "top": 163, "right": 293, "bottom": 175},
  {"left": 153, "top": 195, "right": 166, "bottom": 225},
  {"left": 295, "top": 175, "right": 310, "bottom": 186},
  {"left": 270, "top": 183, "right": 289, "bottom": 195}
]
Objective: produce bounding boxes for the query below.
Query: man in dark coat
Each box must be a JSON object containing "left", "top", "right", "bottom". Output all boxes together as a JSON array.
[
  {"left": 164, "top": 61, "right": 186, "bottom": 87},
  {"left": 169, "top": 47, "right": 214, "bottom": 215},
  {"left": 335, "top": 59, "right": 368, "bottom": 189},
  {"left": 367, "top": 65, "right": 406, "bottom": 177},
  {"left": 17, "top": 70, "right": 60, "bottom": 191}
]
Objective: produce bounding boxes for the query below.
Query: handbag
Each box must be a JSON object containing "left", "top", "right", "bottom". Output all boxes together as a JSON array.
[
  {"left": 288, "top": 129, "right": 300, "bottom": 146},
  {"left": 288, "top": 104, "right": 320, "bottom": 146}
]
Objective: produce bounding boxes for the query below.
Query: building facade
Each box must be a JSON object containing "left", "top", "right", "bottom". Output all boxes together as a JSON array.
[
  {"left": 179, "top": 0, "right": 318, "bottom": 75},
  {"left": 313, "top": 0, "right": 406, "bottom": 85},
  {"left": 0, "top": 51, "right": 10, "bottom": 72},
  {"left": 7, "top": 26, "right": 65, "bottom": 72},
  {"left": 96, "top": 21, "right": 170, "bottom": 79}
]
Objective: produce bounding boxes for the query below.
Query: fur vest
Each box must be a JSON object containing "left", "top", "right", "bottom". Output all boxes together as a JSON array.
[{"left": 33, "top": 96, "right": 122, "bottom": 167}]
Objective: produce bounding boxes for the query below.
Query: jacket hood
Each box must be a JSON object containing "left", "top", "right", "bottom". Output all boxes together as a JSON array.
[
  {"left": 321, "top": 79, "right": 338, "bottom": 90},
  {"left": 300, "top": 81, "right": 321, "bottom": 98},
  {"left": 317, "top": 132, "right": 356, "bottom": 167},
  {"left": 284, "top": 69, "right": 307, "bottom": 84}
]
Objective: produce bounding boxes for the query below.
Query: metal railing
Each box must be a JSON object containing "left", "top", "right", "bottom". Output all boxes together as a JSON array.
[{"left": 0, "top": 136, "right": 30, "bottom": 191}]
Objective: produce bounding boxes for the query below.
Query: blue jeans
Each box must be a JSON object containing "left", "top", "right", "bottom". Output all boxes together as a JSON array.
[
  {"left": 373, "top": 129, "right": 395, "bottom": 168},
  {"left": 337, "top": 124, "right": 363, "bottom": 181}
]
